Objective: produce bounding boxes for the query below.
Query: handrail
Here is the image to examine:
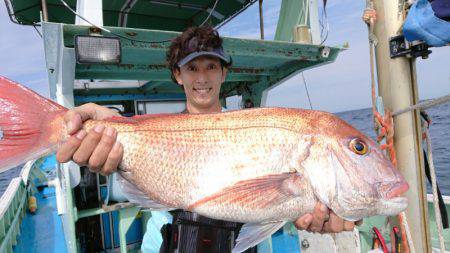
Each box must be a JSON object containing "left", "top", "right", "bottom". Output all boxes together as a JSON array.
[
  {"left": 0, "top": 160, "right": 40, "bottom": 253},
  {"left": 0, "top": 177, "right": 27, "bottom": 253},
  {"left": 20, "top": 160, "right": 36, "bottom": 184}
]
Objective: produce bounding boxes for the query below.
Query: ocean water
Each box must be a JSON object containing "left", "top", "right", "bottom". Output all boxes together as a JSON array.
[
  {"left": 0, "top": 103, "right": 449, "bottom": 196},
  {"left": 0, "top": 166, "right": 22, "bottom": 196}
]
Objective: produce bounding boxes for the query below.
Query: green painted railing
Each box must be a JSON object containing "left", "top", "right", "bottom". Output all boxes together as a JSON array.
[
  {"left": 0, "top": 177, "right": 27, "bottom": 253},
  {"left": 0, "top": 159, "right": 46, "bottom": 253}
]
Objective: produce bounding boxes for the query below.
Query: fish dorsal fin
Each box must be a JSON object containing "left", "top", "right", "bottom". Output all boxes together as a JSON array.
[
  {"left": 117, "top": 172, "right": 173, "bottom": 210},
  {"left": 188, "top": 172, "right": 305, "bottom": 210},
  {"left": 104, "top": 113, "right": 184, "bottom": 124},
  {"left": 232, "top": 221, "right": 286, "bottom": 253}
]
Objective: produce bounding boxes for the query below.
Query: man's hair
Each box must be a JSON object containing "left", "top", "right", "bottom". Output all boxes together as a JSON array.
[{"left": 167, "top": 25, "right": 232, "bottom": 83}]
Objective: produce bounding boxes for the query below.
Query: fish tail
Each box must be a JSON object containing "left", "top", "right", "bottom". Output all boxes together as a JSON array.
[{"left": 0, "top": 76, "right": 67, "bottom": 172}]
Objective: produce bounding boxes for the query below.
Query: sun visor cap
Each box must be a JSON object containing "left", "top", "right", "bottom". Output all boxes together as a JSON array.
[{"left": 177, "top": 48, "right": 230, "bottom": 67}]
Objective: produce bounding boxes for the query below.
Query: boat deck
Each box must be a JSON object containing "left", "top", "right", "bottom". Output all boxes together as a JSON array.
[{"left": 14, "top": 186, "right": 67, "bottom": 253}]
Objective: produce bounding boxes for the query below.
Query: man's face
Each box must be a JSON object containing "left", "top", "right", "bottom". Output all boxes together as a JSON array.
[{"left": 174, "top": 56, "right": 227, "bottom": 112}]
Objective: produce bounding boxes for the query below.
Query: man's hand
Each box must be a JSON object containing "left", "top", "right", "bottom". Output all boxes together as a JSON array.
[
  {"left": 294, "top": 203, "right": 361, "bottom": 233},
  {"left": 56, "top": 103, "right": 123, "bottom": 175}
]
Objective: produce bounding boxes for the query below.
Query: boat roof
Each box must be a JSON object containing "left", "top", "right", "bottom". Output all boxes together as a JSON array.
[
  {"left": 55, "top": 24, "right": 340, "bottom": 105},
  {"left": 6, "top": 0, "right": 342, "bottom": 106},
  {"left": 5, "top": 0, "right": 257, "bottom": 30}
]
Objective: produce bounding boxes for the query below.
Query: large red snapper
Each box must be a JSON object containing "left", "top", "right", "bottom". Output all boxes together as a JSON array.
[{"left": 0, "top": 76, "right": 408, "bottom": 252}]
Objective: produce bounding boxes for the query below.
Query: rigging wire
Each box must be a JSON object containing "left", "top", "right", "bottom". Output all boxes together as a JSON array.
[
  {"left": 301, "top": 72, "right": 313, "bottom": 110},
  {"left": 58, "top": 0, "right": 220, "bottom": 44},
  {"left": 32, "top": 24, "right": 43, "bottom": 38},
  {"left": 393, "top": 93, "right": 450, "bottom": 116},
  {"left": 199, "top": 0, "right": 220, "bottom": 27},
  {"left": 319, "top": 0, "right": 329, "bottom": 45}
]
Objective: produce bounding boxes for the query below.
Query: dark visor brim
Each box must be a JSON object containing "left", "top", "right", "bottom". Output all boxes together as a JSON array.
[{"left": 177, "top": 51, "right": 230, "bottom": 67}]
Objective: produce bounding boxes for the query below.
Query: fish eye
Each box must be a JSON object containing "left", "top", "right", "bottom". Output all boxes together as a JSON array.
[{"left": 349, "top": 138, "right": 368, "bottom": 155}]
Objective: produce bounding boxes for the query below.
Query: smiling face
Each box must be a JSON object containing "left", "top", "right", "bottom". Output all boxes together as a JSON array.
[{"left": 174, "top": 56, "right": 228, "bottom": 114}]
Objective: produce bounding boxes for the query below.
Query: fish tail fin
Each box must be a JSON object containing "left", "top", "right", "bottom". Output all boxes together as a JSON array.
[{"left": 0, "top": 76, "right": 67, "bottom": 172}]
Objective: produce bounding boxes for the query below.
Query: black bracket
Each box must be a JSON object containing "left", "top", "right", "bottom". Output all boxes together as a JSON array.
[{"left": 389, "top": 35, "right": 432, "bottom": 59}]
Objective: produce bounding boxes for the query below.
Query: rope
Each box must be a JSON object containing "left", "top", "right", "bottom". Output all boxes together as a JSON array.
[
  {"left": 393, "top": 93, "right": 450, "bottom": 116},
  {"left": 364, "top": 3, "right": 416, "bottom": 252},
  {"left": 424, "top": 124, "right": 446, "bottom": 252},
  {"left": 363, "top": 0, "right": 380, "bottom": 134},
  {"left": 399, "top": 212, "right": 416, "bottom": 253}
]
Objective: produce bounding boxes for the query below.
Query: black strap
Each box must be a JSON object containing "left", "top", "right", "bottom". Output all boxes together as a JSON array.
[
  {"left": 423, "top": 149, "right": 449, "bottom": 229},
  {"left": 175, "top": 219, "right": 241, "bottom": 231},
  {"left": 160, "top": 210, "right": 245, "bottom": 253},
  {"left": 420, "top": 110, "right": 448, "bottom": 228},
  {"left": 172, "top": 210, "right": 241, "bottom": 230}
]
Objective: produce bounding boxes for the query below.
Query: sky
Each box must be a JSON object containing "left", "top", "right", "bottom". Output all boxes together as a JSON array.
[{"left": 0, "top": 0, "right": 449, "bottom": 113}]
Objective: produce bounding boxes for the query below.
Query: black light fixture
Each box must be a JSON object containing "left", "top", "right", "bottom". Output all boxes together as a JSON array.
[{"left": 75, "top": 35, "right": 121, "bottom": 64}]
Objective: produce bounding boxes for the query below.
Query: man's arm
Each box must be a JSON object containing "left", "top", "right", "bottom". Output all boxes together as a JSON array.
[{"left": 56, "top": 103, "right": 123, "bottom": 176}]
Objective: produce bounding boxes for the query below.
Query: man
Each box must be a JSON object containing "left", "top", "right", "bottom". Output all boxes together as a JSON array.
[{"left": 56, "top": 25, "right": 356, "bottom": 252}]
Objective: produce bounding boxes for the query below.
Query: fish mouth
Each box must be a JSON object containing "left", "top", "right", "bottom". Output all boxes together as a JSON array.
[
  {"left": 376, "top": 181, "right": 409, "bottom": 199},
  {"left": 378, "top": 197, "right": 408, "bottom": 216},
  {"left": 386, "top": 182, "right": 409, "bottom": 198}
]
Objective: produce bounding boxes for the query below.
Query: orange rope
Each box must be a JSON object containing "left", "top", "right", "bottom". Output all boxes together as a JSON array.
[{"left": 365, "top": 4, "right": 410, "bottom": 252}]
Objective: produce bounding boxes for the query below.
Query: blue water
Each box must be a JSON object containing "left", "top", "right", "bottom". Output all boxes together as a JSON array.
[
  {"left": 0, "top": 166, "right": 22, "bottom": 196},
  {"left": 0, "top": 103, "right": 449, "bottom": 196}
]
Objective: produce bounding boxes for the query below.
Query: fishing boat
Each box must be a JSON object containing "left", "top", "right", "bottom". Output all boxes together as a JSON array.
[{"left": 1, "top": 0, "right": 449, "bottom": 252}]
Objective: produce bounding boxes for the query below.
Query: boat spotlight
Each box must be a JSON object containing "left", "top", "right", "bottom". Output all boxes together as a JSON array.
[{"left": 75, "top": 35, "right": 121, "bottom": 64}]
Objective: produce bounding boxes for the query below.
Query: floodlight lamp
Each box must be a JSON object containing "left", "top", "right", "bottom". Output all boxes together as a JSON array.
[{"left": 75, "top": 35, "right": 121, "bottom": 64}]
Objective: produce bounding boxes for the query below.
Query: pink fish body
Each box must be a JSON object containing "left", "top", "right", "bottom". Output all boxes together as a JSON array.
[{"left": 0, "top": 76, "right": 408, "bottom": 252}]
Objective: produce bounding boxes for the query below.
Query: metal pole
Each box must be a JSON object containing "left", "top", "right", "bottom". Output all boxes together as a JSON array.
[
  {"left": 259, "top": 0, "right": 264, "bottom": 40},
  {"left": 41, "top": 0, "right": 49, "bottom": 22},
  {"left": 372, "top": 0, "right": 431, "bottom": 252}
]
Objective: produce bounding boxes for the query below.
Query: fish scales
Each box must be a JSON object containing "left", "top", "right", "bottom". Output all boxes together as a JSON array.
[{"left": 82, "top": 108, "right": 318, "bottom": 222}]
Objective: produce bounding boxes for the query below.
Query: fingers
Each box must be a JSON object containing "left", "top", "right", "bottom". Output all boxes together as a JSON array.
[
  {"left": 72, "top": 125, "right": 105, "bottom": 166},
  {"left": 293, "top": 204, "right": 359, "bottom": 234},
  {"left": 56, "top": 130, "right": 86, "bottom": 162},
  {"left": 65, "top": 112, "right": 83, "bottom": 135},
  {"left": 322, "top": 212, "right": 344, "bottom": 233},
  {"left": 308, "top": 203, "right": 329, "bottom": 232},
  {"left": 101, "top": 142, "right": 123, "bottom": 176},
  {"left": 63, "top": 103, "right": 120, "bottom": 134},
  {"left": 57, "top": 103, "right": 123, "bottom": 176},
  {"left": 294, "top": 214, "right": 313, "bottom": 230},
  {"left": 63, "top": 103, "right": 97, "bottom": 134},
  {"left": 343, "top": 220, "right": 355, "bottom": 231},
  {"left": 88, "top": 127, "right": 117, "bottom": 172},
  {"left": 59, "top": 124, "right": 121, "bottom": 175}
]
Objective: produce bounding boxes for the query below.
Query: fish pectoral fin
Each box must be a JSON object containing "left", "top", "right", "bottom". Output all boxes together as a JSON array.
[
  {"left": 117, "top": 173, "right": 172, "bottom": 210},
  {"left": 232, "top": 221, "right": 286, "bottom": 253},
  {"left": 188, "top": 172, "right": 305, "bottom": 210}
]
